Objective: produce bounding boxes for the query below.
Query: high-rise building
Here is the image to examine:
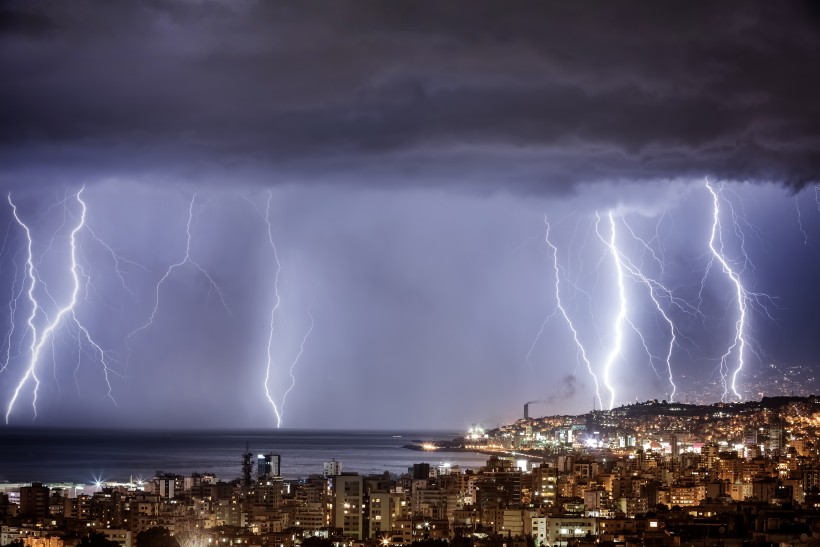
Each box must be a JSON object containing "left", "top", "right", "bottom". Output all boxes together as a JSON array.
[
  {"left": 324, "top": 460, "right": 342, "bottom": 477},
  {"left": 154, "top": 473, "right": 182, "bottom": 499},
  {"left": 258, "top": 453, "right": 281, "bottom": 478},
  {"left": 743, "top": 427, "right": 758, "bottom": 447},
  {"left": 368, "top": 490, "right": 406, "bottom": 538},
  {"left": 412, "top": 463, "right": 431, "bottom": 480},
  {"left": 331, "top": 473, "right": 363, "bottom": 539},
  {"left": 242, "top": 443, "right": 253, "bottom": 487},
  {"left": 531, "top": 463, "right": 557, "bottom": 505},
  {"left": 767, "top": 425, "right": 784, "bottom": 452},
  {"left": 20, "top": 482, "right": 50, "bottom": 518},
  {"left": 251, "top": 477, "right": 284, "bottom": 510}
]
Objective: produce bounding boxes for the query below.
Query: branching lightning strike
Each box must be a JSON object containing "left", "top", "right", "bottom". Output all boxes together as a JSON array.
[
  {"left": 84, "top": 224, "right": 151, "bottom": 301},
  {"left": 127, "top": 194, "right": 229, "bottom": 344},
  {"left": 533, "top": 211, "right": 700, "bottom": 410},
  {"left": 4, "top": 188, "right": 119, "bottom": 423},
  {"left": 0, "top": 259, "right": 25, "bottom": 373},
  {"left": 595, "top": 212, "right": 627, "bottom": 410},
  {"left": 526, "top": 180, "right": 786, "bottom": 409},
  {"left": 531, "top": 217, "right": 602, "bottom": 410},
  {"left": 247, "top": 191, "right": 314, "bottom": 428},
  {"left": 259, "top": 191, "right": 284, "bottom": 427},
  {"left": 703, "top": 180, "right": 775, "bottom": 401},
  {"left": 605, "top": 217, "right": 696, "bottom": 403},
  {"left": 794, "top": 196, "right": 808, "bottom": 245},
  {"left": 280, "top": 304, "right": 315, "bottom": 422}
]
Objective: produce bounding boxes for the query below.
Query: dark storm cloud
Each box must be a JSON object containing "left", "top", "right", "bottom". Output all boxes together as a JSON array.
[
  {"left": 1, "top": 1, "right": 818, "bottom": 191},
  {"left": 0, "top": 4, "right": 54, "bottom": 36}
]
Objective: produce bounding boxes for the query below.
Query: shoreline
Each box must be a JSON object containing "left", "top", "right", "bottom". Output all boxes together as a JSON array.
[{"left": 402, "top": 442, "right": 546, "bottom": 463}]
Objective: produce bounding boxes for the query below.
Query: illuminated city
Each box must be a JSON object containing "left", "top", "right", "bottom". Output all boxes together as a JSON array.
[{"left": 2, "top": 396, "right": 820, "bottom": 546}]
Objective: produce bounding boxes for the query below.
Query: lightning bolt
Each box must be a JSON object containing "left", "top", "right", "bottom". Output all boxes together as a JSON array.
[
  {"left": 794, "top": 195, "right": 808, "bottom": 245},
  {"left": 594, "top": 212, "right": 626, "bottom": 410},
  {"left": 84, "top": 224, "right": 150, "bottom": 301},
  {"left": 280, "top": 303, "right": 315, "bottom": 421},
  {"left": 0, "top": 258, "right": 25, "bottom": 373},
  {"left": 619, "top": 219, "right": 702, "bottom": 319},
  {"left": 532, "top": 217, "right": 602, "bottom": 410},
  {"left": 0, "top": 218, "right": 12, "bottom": 272},
  {"left": 245, "top": 191, "right": 315, "bottom": 428},
  {"left": 259, "top": 191, "right": 284, "bottom": 427},
  {"left": 532, "top": 183, "right": 778, "bottom": 408},
  {"left": 5, "top": 196, "right": 40, "bottom": 416},
  {"left": 5, "top": 188, "right": 118, "bottom": 423},
  {"left": 605, "top": 216, "right": 700, "bottom": 403},
  {"left": 703, "top": 179, "right": 775, "bottom": 401},
  {"left": 127, "top": 194, "right": 229, "bottom": 343},
  {"left": 814, "top": 185, "right": 820, "bottom": 213}
]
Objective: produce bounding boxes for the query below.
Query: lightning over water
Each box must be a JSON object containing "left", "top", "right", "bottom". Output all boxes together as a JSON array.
[
  {"left": 259, "top": 191, "right": 284, "bottom": 427},
  {"left": 280, "top": 304, "right": 315, "bottom": 422},
  {"left": 247, "top": 191, "right": 315, "bottom": 428},
  {"left": 0, "top": 256, "right": 25, "bottom": 374},
  {"left": 4, "top": 188, "right": 119, "bottom": 423},
  {"left": 1, "top": 187, "right": 326, "bottom": 426},
  {"left": 127, "top": 194, "right": 229, "bottom": 342},
  {"left": 83, "top": 224, "right": 150, "bottom": 302}
]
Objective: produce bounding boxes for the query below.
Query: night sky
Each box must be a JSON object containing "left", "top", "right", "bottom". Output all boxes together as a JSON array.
[{"left": 0, "top": 1, "right": 818, "bottom": 430}]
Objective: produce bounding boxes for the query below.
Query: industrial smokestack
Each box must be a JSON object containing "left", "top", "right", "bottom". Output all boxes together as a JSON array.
[{"left": 524, "top": 400, "right": 548, "bottom": 420}]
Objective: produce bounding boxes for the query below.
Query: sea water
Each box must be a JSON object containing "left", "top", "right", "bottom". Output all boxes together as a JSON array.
[{"left": 0, "top": 428, "right": 487, "bottom": 484}]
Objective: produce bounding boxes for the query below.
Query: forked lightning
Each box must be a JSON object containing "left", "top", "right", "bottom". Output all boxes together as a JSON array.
[{"left": 4, "top": 188, "right": 119, "bottom": 423}]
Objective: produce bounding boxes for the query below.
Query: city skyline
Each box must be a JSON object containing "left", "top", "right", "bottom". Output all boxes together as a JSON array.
[{"left": 0, "top": 2, "right": 819, "bottom": 429}]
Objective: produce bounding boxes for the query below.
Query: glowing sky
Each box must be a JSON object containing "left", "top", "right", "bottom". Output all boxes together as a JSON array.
[{"left": 0, "top": 2, "right": 818, "bottom": 429}]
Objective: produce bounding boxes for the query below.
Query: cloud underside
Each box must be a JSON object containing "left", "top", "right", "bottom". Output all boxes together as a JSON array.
[{"left": 1, "top": 1, "right": 818, "bottom": 190}]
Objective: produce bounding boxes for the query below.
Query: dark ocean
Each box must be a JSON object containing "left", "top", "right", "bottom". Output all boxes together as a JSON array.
[{"left": 0, "top": 429, "right": 489, "bottom": 484}]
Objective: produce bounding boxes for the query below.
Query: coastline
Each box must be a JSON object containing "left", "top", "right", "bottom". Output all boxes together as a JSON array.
[{"left": 403, "top": 441, "right": 546, "bottom": 463}]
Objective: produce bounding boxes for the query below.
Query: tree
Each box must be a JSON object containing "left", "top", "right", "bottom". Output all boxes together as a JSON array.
[{"left": 136, "top": 526, "right": 180, "bottom": 547}]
